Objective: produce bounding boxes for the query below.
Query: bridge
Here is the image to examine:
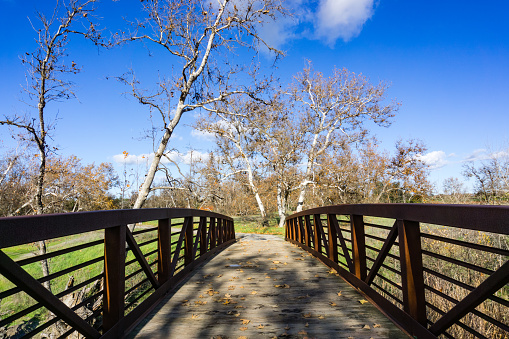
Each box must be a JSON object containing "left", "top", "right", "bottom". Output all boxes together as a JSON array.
[{"left": 0, "top": 205, "right": 508, "bottom": 338}]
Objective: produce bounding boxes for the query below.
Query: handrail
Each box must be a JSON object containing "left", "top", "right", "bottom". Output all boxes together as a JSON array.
[
  {"left": 285, "top": 204, "right": 509, "bottom": 339},
  {"left": 0, "top": 208, "right": 235, "bottom": 338}
]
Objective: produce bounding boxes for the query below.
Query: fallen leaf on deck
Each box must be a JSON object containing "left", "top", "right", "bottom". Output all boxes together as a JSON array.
[
  {"left": 239, "top": 286, "right": 244, "bottom": 288},
  {"left": 284, "top": 326, "right": 290, "bottom": 330},
  {"left": 217, "top": 274, "right": 223, "bottom": 278},
  {"left": 265, "top": 276, "right": 271, "bottom": 279},
  {"left": 251, "top": 291, "right": 258, "bottom": 295},
  {"left": 337, "top": 291, "right": 342, "bottom": 297},
  {"left": 199, "top": 295, "right": 204, "bottom": 298},
  {"left": 225, "top": 294, "right": 232, "bottom": 298},
  {"left": 373, "top": 324, "right": 381, "bottom": 328},
  {"left": 195, "top": 300, "right": 207, "bottom": 305},
  {"left": 228, "top": 286, "right": 235, "bottom": 290},
  {"left": 275, "top": 284, "right": 290, "bottom": 288},
  {"left": 328, "top": 269, "right": 337, "bottom": 274},
  {"left": 258, "top": 324, "right": 265, "bottom": 329},
  {"left": 359, "top": 299, "right": 369, "bottom": 304},
  {"left": 238, "top": 336, "right": 248, "bottom": 339},
  {"left": 181, "top": 300, "right": 189, "bottom": 303},
  {"left": 314, "top": 274, "right": 320, "bottom": 277},
  {"left": 303, "top": 313, "right": 312, "bottom": 318},
  {"left": 246, "top": 277, "right": 254, "bottom": 280},
  {"left": 304, "top": 323, "right": 309, "bottom": 327},
  {"left": 295, "top": 258, "right": 304, "bottom": 261},
  {"left": 239, "top": 327, "right": 248, "bottom": 331},
  {"left": 273, "top": 260, "right": 281, "bottom": 264},
  {"left": 329, "top": 302, "right": 337, "bottom": 307},
  {"left": 318, "top": 315, "right": 325, "bottom": 319},
  {"left": 235, "top": 305, "right": 245, "bottom": 309},
  {"left": 191, "top": 314, "right": 199, "bottom": 319},
  {"left": 363, "top": 325, "right": 371, "bottom": 329},
  {"left": 298, "top": 330, "right": 308, "bottom": 335},
  {"left": 241, "top": 319, "right": 250, "bottom": 325}
]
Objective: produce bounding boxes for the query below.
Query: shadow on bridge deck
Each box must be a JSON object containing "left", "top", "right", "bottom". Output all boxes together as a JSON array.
[{"left": 128, "top": 234, "right": 409, "bottom": 339}]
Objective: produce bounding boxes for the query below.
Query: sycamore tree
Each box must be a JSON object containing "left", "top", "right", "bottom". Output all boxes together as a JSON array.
[
  {"left": 288, "top": 63, "right": 399, "bottom": 212},
  {"left": 115, "top": 0, "right": 287, "bottom": 219},
  {"left": 195, "top": 96, "right": 270, "bottom": 224},
  {"left": 0, "top": 0, "right": 99, "bottom": 291}
]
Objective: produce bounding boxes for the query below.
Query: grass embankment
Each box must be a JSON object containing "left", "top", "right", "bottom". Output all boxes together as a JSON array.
[{"left": 233, "top": 215, "right": 285, "bottom": 236}]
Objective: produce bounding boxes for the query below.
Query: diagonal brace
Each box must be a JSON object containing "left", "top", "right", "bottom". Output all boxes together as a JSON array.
[
  {"left": 0, "top": 250, "right": 101, "bottom": 338},
  {"left": 126, "top": 228, "right": 159, "bottom": 289},
  {"left": 429, "top": 259, "right": 509, "bottom": 336}
]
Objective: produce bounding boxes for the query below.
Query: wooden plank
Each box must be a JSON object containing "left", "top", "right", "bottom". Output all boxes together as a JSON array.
[
  {"left": 304, "top": 215, "right": 313, "bottom": 248},
  {"left": 130, "top": 235, "right": 410, "bottom": 339},
  {"left": 398, "top": 219, "right": 426, "bottom": 326},
  {"left": 0, "top": 250, "right": 101, "bottom": 338},
  {"left": 126, "top": 228, "right": 159, "bottom": 289},
  {"left": 103, "top": 225, "right": 127, "bottom": 333},
  {"left": 429, "top": 259, "right": 509, "bottom": 336}
]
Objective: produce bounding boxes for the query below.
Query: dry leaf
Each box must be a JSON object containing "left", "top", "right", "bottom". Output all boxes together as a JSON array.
[
  {"left": 217, "top": 274, "right": 223, "bottom": 277},
  {"left": 304, "top": 323, "right": 309, "bottom": 327},
  {"left": 275, "top": 284, "right": 290, "bottom": 288},
  {"left": 191, "top": 314, "right": 199, "bottom": 319},
  {"left": 265, "top": 276, "right": 271, "bottom": 279},
  {"left": 181, "top": 299, "right": 188, "bottom": 303},
  {"left": 241, "top": 319, "right": 250, "bottom": 325},
  {"left": 318, "top": 315, "right": 325, "bottom": 319},
  {"left": 225, "top": 293, "right": 232, "bottom": 298},
  {"left": 284, "top": 326, "right": 290, "bottom": 330},
  {"left": 251, "top": 291, "right": 258, "bottom": 295},
  {"left": 239, "top": 327, "right": 248, "bottom": 331},
  {"left": 329, "top": 302, "right": 337, "bottom": 307},
  {"left": 337, "top": 291, "right": 342, "bottom": 297},
  {"left": 303, "top": 313, "right": 312, "bottom": 318},
  {"left": 298, "top": 330, "right": 308, "bottom": 335},
  {"left": 257, "top": 324, "right": 264, "bottom": 329},
  {"left": 359, "top": 299, "right": 369, "bottom": 304},
  {"left": 314, "top": 274, "right": 320, "bottom": 278},
  {"left": 246, "top": 277, "right": 254, "bottom": 280},
  {"left": 373, "top": 324, "right": 381, "bottom": 328},
  {"left": 228, "top": 286, "right": 236, "bottom": 290},
  {"left": 363, "top": 324, "right": 371, "bottom": 329},
  {"left": 238, "top": 337, "right": 248, "bottom": 339},
  {"left": 273, "top": 260, "right": 281, "bottom": 264},
  {"left": 195, "top": 300, "right": 207, "bottom": 305}
]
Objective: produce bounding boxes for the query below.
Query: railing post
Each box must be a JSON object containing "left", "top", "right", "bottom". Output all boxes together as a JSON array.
[
  {"left": 210, "top": 217, "right": 216, "bottom": 250},
  {"left": 103, "top": 225, "right": 126, "bottom": 332},
  {"left": 327, "top": 214, "right": 338, "bottom": 263},
  {"left": 398, "top": 219, "right": 427, "bottom": 326},
  {"left": 304, "top": 215, "right": 313, "bottom": 248},
  {"left": 350, "top": 214, "right": 367, "bottom": 281},
  {"left": 184, "top": 217, "right": 194, "bottom": 266},
  {"left": 217, "top": 218, "right": 223, "bottom": 246},
  {"left": 158, "top": 218, "right": 171, "bottom": 284},
  {"left": 313, "top": 214, "right": 321, "bottom": 254},
  {"left": 199, "top": 217, "right": 207, "bottom": 256}
]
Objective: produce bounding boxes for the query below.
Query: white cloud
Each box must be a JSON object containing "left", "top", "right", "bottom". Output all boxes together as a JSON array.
[
  {"left": 416, "top": 150, "right": 451, "bottom": 169},
  {"left": 314, "top": 0, "right": 375, "bottom": 45},
  {"left": 113, "top": 150, "right": 210, "bottom": 166},
  {"left": 463, "top": 149, "right": 488, "bottom": 162},
  {"left": 191, "top": 129, "right": 215, "bottom": 141}
]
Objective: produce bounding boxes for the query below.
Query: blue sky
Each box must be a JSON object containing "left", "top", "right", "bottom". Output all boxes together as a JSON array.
[{"left": 1, "top": 0, "right": 508, "bottom": 194}]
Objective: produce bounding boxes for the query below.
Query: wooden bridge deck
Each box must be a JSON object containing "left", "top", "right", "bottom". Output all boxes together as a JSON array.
[{"left": 129, "top": 234, "right": 409, "bottom": 339}]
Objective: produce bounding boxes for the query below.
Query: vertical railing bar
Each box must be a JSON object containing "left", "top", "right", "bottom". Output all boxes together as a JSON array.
[
  {"left": 157, "top": 218, "right": 171, "bottom": 285},
  {"left": 398, "top": 219, "right": 426, "bottom": 326},
  {"left": 351, "top": 214, "right": 367, "bottom": 281}
]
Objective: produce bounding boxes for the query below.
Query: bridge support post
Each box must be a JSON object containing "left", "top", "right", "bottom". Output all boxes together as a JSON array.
[
  {"left": 398, "top": 219, "right": 426, "bottom": 326},
  {"left": 327, "top": 214, "right": 338, "bottom": 264},
  {"left": 350, "top": 214, "right": 366, "bottom": 281},
  {"left": 158, "top": 218, "right": 172, "bottom": 284},
  {"left": 103, "top": 224, "right": 126, "bottom": 333},
  {"left": 210, "top": 217, "right": 216, "bottom": 250}
]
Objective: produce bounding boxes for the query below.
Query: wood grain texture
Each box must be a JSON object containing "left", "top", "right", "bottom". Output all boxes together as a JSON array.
[{"left": 129, "top": 234, "right": 409, "bottom": 339}]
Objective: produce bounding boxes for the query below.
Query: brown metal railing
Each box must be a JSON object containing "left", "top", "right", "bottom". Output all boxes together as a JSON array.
[
  {"left": 285, "top": 204, "right": 509, "bottom": 339},
  {"left": 0, "top": 208, "right": 235, "bottom": 338}
]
